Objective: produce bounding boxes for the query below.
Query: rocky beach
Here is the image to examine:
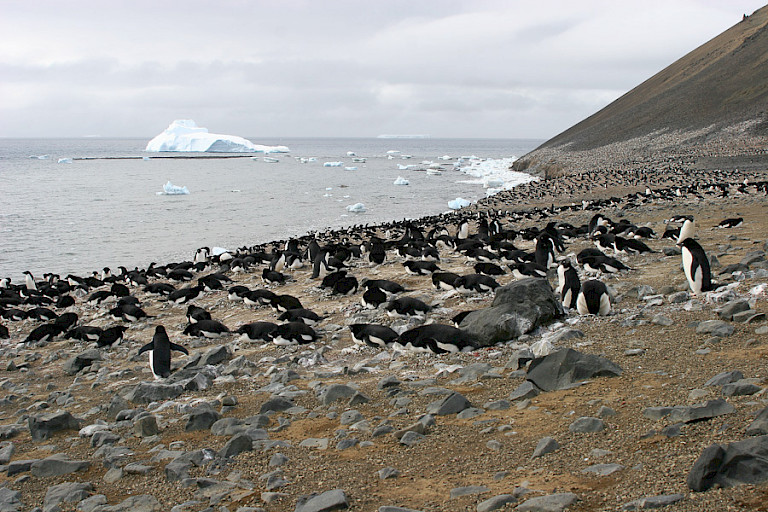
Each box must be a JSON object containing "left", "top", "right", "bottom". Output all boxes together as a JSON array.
[{"left": 0, "top": 154, "right": 767, "bottom": 512}]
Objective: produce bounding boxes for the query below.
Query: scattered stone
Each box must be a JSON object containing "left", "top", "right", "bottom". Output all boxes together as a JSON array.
[
  {"left": 705, "top": 370, "right": 744, "bottom": 387},
  {"left": 319, "top": 384, "right": 357, "bottom": 406},
  {"left": 378, "top": 467, "right": 400, "bottom": 480},
  {"left": 688, "top": 435, "right": 768, "bottom": 491},
  {"left": 477, "top": 494, "right": 517, "bottom": 512},
  {"left": 399, "top": 431, "right": 425, "bottom": 447},
  {"left": 722, "top": 379, "right": 762, "bottom": 396},
  {"left": 597, "top": 406, "right": 617, "bottom": 418},
  {"left": 0, "top": 443, "right": 14, "bottom": 465},
  {"left": 30, "top": 455, "right": 90, "bottom": 477},
  {"left": 650, "top": 315, "right": 673, "bottom": 326},
  {"left": 695, "top": 320, "right": 734, "bottom": 337},
  {"left": 426, "top": 392, "right": 471, "bottom": 416},
  {"left": 126, "top": 382, "right": 184, "bottom": 404},
  {"left": 43, "top": 482, "right": 94, "bottom": 511},
  {"left": 569, "top": 417, "right": 605, "bottom": 433},
  {"left": 515, "top": 492, "right": 579, "bottom": 511},
  {"left": 667, "top": 291, "right": 689, "bottom": 303},
  {"left": 532, "top": 437, "right": 559, "bottom": 458},
  {"left": 78, "top": 494, "right": 108, "bottom": 512},
  {"left": 63, "top": 349, "right": 101, "bottom": 375},
  {"left": 668, "top": 399, "right": 735, "bottom": 423},
  {"left": 89, "top": 494, "right": 161, "bottom": 512},
  {"left": 219, "top": 434, "right": 253, "bottom": 459},
  {"left": 450, "top": 486, "right": 490, "bottom": 499},
  {"left": 185, "top": 408, "right": 220, "bottom": 431},
  {"left": 134, "top": 415, "right": 159, "bottom": 437},
  {"left": 0, "top": 487, "right": 22, "bottom": 512},
  {"left": 299, "top": 438, "right": 329, "bottom": 450},
  {"left": 621, "top": 493, "right": 685, "bottom": 510},
  {"left": 484, "top": 400, "right": 511, "bottom": 411},
  {"left": 526, "top": 348, "right": 622, "bottom": 392},
  {"left": 718, "top": 300, "right": 751, "bottom": 320},
  {"left": 28, "top": 411, "right": 81, "bottom": 442},
  {"left": 269, "top": 453, "right": 289, "bottom": 467},
  {"left": 259, "top": 397, "right": 294, "bottom": 414},
  {"left": 123, "top": 463, "right": 154, "bottom": 475},
  {"left": 581, "top": 463, "right": 624, "bottom": 476},
  {"left": 295, "top": 489, "right": 349, "bottom": 512},
  {"left": 509, "top": 381, "right": 540, "bottom": 401}
]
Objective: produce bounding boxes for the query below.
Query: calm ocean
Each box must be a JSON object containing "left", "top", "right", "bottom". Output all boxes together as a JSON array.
[{"left": 0, "top": 137, "right": 541, "bottom": 281}]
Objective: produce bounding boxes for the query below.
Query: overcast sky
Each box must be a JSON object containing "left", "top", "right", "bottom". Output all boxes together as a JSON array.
[{"left": 1, "top": 0, "right": 765, "bottom": 140}]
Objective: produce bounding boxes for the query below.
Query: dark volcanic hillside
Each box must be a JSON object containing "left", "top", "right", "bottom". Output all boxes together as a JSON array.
[{"left": 515, "top": 5, "right": 768, "bottom": 177}]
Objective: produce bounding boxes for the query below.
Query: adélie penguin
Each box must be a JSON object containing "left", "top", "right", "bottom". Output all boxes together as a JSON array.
[
  {"left": 576, "top": 279, "right": 611, "bottom": 316},
  {"left": 138, "top": 326, "right": 189, "bottom": 379},
  {"left": 677, "top": 238, "right": 713, "bottom": 294},
  {"left": 349, "top": 323, "right": 399, "bottom": 349},
  {"left": 556, "top": 259, "right": 580, "bottom": 310}
]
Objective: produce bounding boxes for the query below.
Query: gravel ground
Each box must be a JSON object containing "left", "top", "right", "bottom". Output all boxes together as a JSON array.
[{"left": 0, "top": 163, "right": 767, "bottom": 512}]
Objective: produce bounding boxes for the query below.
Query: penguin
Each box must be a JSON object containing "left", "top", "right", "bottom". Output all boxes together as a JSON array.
[
  {"left": 452, "top": 310, "right": 474, "bottom": 327},
  {"left": 262, "top": 268, "right": 287, "bottom": 285},
  {"left": 65, "top": 325, "right": 103, "bottom": 342},
  {"left": 193, "top": 246, "right": 211, "bottom": 264},
  {"left": 97, "top": 325, "right": 129, "bottom": 347},
  {"left": 144, "top": 283, "right": 177, "bottom": 296},
  {"left": 432, "top": 272, "right": 461, "bottom": 291},
  {"left": 87, "top": 290, "right": 114, "bottom": 305},
  {"left": 243, "top": 289, "right": 277, "bottom": 307},
  {"left": 109, "top": 304, "right": 149, "bottom": 323},
  {"left": 1, "top": 308, "right": 27, "bottom": 321},
  {"left": 403, "top": 260, "right": 440, "bottom": 276},
  {"left": 26, "top": 307, "right": 58, "bottom": 322},
  {"left": 366, "top": 239, "right": 386, "bottom": 265},
  {"left": 473, "top": 262, "right": 505, "bottom": 276},
  {"left": 183, "top": 319, "right": 230, "bottom": 338},
  {"left": 24, "top": 323, "right": 65, "bottom": 343},
  {"left": 396, "top": 324, "right": 476, "bottom": 354},
  {"left": 420, "top": 246, "right": 440, "bottom": 262},
  {"left": 361, "top": 286, "right": 387, "bottom": 309},
  {"left": 227, "top": 285, "right": 250, "bottom": 301},
  {"left": 55, "top": 295, "right": 76, "bottom": 308},
  {"left": 236, "top": 321, "right": 279, "bottom": 342},
  {"left": 277, "top": 308, "right": 323, "bottom": 326},
  {"left": 186, "top": 305, "right": 211, "bottom": 324},
  {"left": 331, "top": 276, "right": 359, "bottom": 296},
  {"left": 534, "top": 235, "right": 557, "bottom": 268},
  {"left": 678, "top": 238, "right": 713, "bottom": 294},
  {"left": 717, "top": 217, "right": 743, "bottom": 228},
  {"left": 53, "top": 312, "right": 78, "bottom": 330},
  {"left": 556, "top": 260, "right": 580, "bottom": 310},
  {"left": 169, "top": 285, "right": 204, "bottom": 305},
  {"left": 576, "top": 280, "right": 611, "bottom": 316},
  {"left": 320, "top": 270, "right": 348, "bottom": 290},
  {"left": 110, "top": 283, "right": 130, "bottom": 297},
  {"left": 349, "top": 323, "right": 398, "bottom": 349},
  {"left": 273, "top": 321, "right": 318, "bottom": 346},
  {"left": 167, "top": 268, "right": 194, "bottom": 282},
  {"left": 23, "top": 271, "right": 38, "bottom": 291},
  {"left": 198, "top": 275, "right": 224, "bottom": 291},
  {"left": 453, "top": 274, "right": 499, "bottom": 294},
  {"left": 138, "top": 326, "right": 188, "bottom": 379},
  {"left": 613, "top": 236, "right": 653, "bottom": 254},
  {"left": 385, "top": 296, "right": 430, "bottom": 319},
  {"left": 361, "top": 279, "right": 407, "bottom": 296},
  {"left": 269, "top": 294, "right": 303, "bottom": 313},
  {"left": 677, "top": 217, "right": 696, "bottom": 243},
  {"left": 509, "top": 262, "right": 548, "bottom": 279},
  {"left": 456, "top": 220, "right": 469, "bottom": 240}
]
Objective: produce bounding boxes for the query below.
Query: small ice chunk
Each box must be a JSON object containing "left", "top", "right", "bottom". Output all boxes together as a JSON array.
[
  {"left": 30, "top": 155, "right": 49, "bottom": 160},
  {"left": 211, "top": 247, "right": 229, "bottom": 256},
  {"left": 347, "top": 151, "right": 356, "bottom": 156},
  {"left": 162, "top": 181, "right": 190, "bottom": 195},
  {"left": 324, "top": 161, "right": 343, "bottom": 167},
  {"left": 142, "top": 156, "right": 151, "bottom": 161},
  {"left": 58, "top": 158, "right": 73, "bottom": 164},
  {"left": 448, "top": 197, "right": 471, "bottom": 209},
  {"left": 393, "top": 176, "right": 409, "bottom": 186},
  {"left": 344, "top": 166, "right": 358, "bottom": 171},
  {"left": 386, "top": 150, "right": 401, "bottom": 155},
  {"left": 263, "top": 157, "right": 279, "bottom": 163},
  {"left": 346, "top": 203, "right": 366, "bottom": 213}
]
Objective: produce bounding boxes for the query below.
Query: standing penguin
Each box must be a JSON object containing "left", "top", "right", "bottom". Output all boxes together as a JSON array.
[
  {"left": 556, "top": 260, "right": 580, "bottom": 310},
  {"left": 678, "top": 238, "right": 712, "bottom": 294},
  {"left": 576, "top": 279, "right": 611, "bottom": 316},
  {"left": 138, "top": 326, "right": 189, "bottom": 379}
]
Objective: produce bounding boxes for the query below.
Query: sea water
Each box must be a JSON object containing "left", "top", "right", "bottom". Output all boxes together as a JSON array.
[{"left": 0, "top": 137, "right": 541, "bottom": 281}]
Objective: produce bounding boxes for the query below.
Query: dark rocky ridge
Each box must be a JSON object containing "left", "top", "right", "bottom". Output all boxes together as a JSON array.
[{"left": 514, "top": 5, "right": 768, "bottom": 178}]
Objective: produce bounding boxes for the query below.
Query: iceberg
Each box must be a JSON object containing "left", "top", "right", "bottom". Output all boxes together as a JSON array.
[
  {"left": 161, "top": 181, "right": 190, "bottom": 195},
  {"left": 346, "top": 203, "right": 366, "bottom": 213},
  {"left": 57, "top": 158, "right": 73, "bottom": 164},
  {"left": 324, "top": 161, "right": 344, "bottom": 167},
  {"left": 448, "top": 197, "right": 471, "bottom": 210},
  {"left": 145, "top": 120, "right": 289, "bottom": 153},
  {"left": 393, "top": 176, "right": 409, "bottom": 186},
  {"left": 456, "top": 157, "right": 539, "bottom": 195}
]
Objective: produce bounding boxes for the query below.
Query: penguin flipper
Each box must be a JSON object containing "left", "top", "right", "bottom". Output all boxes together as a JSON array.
[
  {"left": 170, "top": 342, "right": 189, "bottom": 355},
  {"left": 137, "top": 342, "right": 153, "bottom": 355}
]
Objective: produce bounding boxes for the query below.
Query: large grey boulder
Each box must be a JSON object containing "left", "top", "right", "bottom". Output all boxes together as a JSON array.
[
  {"left": 747, "top": 406, "right": 768, "bottom": 436},
  {"left": 459, "top": 278, "right": 563, "bottom": 346},
  {"left": 28, "top": 411, "right": 81, "bottom": 442},
  {"left": 0, "top": 487, "right": 22, "bottom": 512},
  {"left": 125, "top": 382, "right": 184, "bottom": 404},
  {"left": 526, "top": 348, "right": 622, "bottom": 392},
  {"left": 63, "top": 349, "right": 101, "bottom": 375},
  {"left": 295, "top": 489, "right": 349, "bottom": 512},
  {"left": 90, "top": 494, "right": 161, "bottom": 512},
  {"left": 688, "top": 435, "right": 768, "bottom": 491},
  {"left": 43, "top": 482, "right": 94, "bottom": 511}
]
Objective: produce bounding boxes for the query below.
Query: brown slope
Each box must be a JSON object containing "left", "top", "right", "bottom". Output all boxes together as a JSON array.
[{"left": 516, "top": 5, "right": 768, "bottom": 175}]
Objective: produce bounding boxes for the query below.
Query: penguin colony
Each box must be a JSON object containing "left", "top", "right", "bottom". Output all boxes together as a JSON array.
[{"left": 1, "top": 174, "right": 765, "bottom": 380}]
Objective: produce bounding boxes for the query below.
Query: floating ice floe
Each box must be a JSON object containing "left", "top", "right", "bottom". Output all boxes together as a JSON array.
[
  {"left": 448, "top": 197, "right": 471, "bottom": 210},
  {"left": 455, "top": 156, "right": 538, "bottom": 196},
  {"left": 347, "top": 151, "right": 356, "bottom": 156},
  {"left": 397, "top": 164, "right": 422, "bottom": 171},
  {"left": 324, "top": 161, "right": 343, "bottom": 167},
  {"left": 142, "top": 156, "right": 151, "bottom": 161},
  {"left": 57, "top": 158, "right": 73, "bottom": 164},
  {"left": 29, "top": 155, "right": 49, "bottom": 160},
  {"left": 346, "top": 203, "right": 366, "bottom": 213},
  {"left": 352, "top": 157, "right": 366, "bottom": 163},
  {"left": 393, "top": 176, "right": 409, "bottom": 186},
  {"left": 145, "top": 120, "right": 290, "bottom": 153},
  {"left": 160, "top": 181, "right": 190, "bottom": 195},
  {"left": 263, "top": 157, "right": 279, "bottom": 163},
  {"left": 344, "top": 166, "right": 358, "bottom": 171}
]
